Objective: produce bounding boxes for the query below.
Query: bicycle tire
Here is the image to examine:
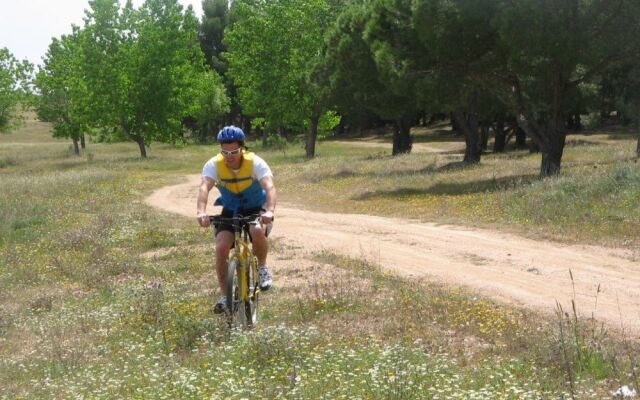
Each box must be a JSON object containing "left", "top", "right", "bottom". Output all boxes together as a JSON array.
[
  {"left": 226, "top": 259, "right": 245, "bottom": 328},
  {"left": 244, "top": 256, "right": 259, "bottom": 327}
]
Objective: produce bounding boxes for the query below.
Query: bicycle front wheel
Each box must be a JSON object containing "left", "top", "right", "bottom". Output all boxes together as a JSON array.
[
  {"left": 226, "top": 259, "right": 246, "bottom": 329},
  {"left": 244, "top": 256, "right": 259, "bottom": 327}
]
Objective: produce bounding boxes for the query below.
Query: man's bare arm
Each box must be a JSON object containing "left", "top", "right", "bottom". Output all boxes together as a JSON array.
[
  {"left": 260, "top": 175, "right": 277, "bottom": 222},
  {"left": 197, "top": 176, "right": 215, "bottom": 227}
]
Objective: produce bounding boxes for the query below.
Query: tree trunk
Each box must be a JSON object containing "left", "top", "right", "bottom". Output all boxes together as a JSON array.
[
  {"left": 416, "top": 111, "right": 427, "bottom": 126},
  {"left": 493, "top": 117, "right": 506, "bottom": 152},
  {"left": 566, "top": 113, "right": 582, "bottom": 131},
  {"left": 520, "top": 117, "right": 566, "bottom": 177},
  {"left": 72, "top": 137, "right": 80, "bottom": 155},
  {"left": 240, "top": 115, "right": 251, "bottom": 135},
  {"left": 537, "top": 95, "right": 568, "bottom": 175},
  {"left": 515, "top": 127, "right": 527, "bottom": 149},
  {"left": 278, "top": 127, "right": 287, "bottom": 141},
  {"left": 540, "top": 129, "right": 566, "bottom": 176},
  {"left": 261, "top": 127, "right": 267, "bottom": 149},
  {"left": 80, "top": 133, "right": 86, "bottom": 150},
  {"left": 119, "top": 116, "right": 147, "bottom": 157},
  {"left": 465, "top": 113, "right": 480, "bottom": 163},
  {"left": 511, "top": 74, "right": 567, "bottom": 176},
  {"left": 450, "top": 113, "right": 461, "bottom": 135},
  {"left": 452, "top": 110, "right": 481, "bottom": 164},
  {"left": 133, "top": 135, "right": 147, "bottom": 158},
  {"left": 337, "top": 118, "right": 346, "bottom": 135},
  {"left": 480, "top": 123, "right": 489, "bottom": 152},
  {"left": 529, "top": 141, "right": 540, "bottom": 153},
  {"left": 635, "top": 118, "right": 639, "bottom": 157},
  {"left": 392, "top": 117, "right": 412, "bottom": 155},
  {"left": 305, "top": 115, "right": 319, "bottom": 159}
]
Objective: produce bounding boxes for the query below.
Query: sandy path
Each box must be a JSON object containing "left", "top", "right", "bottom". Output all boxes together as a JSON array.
[{"left": 145, "top": 175, "right": 640, "bottom": 336}]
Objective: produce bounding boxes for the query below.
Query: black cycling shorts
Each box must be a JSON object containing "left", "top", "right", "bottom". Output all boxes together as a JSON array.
[{"left": 214, "top": 207, "right": 265, "bottom": 237}]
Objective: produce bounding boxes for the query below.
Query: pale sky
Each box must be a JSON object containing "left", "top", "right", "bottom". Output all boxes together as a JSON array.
[{"left": 0, "top": 0, "right": 204, "bottom": 68}]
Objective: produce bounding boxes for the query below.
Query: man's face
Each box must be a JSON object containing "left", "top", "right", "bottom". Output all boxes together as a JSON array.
[{"left": 221, "top": 142, "right": 243, "bottom": 168}]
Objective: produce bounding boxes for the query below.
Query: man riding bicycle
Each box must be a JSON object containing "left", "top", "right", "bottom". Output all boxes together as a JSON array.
[{"left": 196, "top": 126, "right": 277, "bottom": 313}]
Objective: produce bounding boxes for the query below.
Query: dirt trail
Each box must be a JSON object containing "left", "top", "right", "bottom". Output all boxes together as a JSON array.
[
  {"left": 329, "top": 139, "right": 465, "bottom": 154},
  {"left": 145, "top": 175, "right": 640, "bottom": 336}
]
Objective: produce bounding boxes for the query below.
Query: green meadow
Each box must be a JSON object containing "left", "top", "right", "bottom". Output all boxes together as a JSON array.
[{"left": 1, "top": 118, "right": 639, "bottom": 399}]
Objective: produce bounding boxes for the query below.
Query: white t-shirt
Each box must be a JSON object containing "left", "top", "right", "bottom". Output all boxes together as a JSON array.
[{"left": 202, "top": 153, "right": 273, "bottom": 183}]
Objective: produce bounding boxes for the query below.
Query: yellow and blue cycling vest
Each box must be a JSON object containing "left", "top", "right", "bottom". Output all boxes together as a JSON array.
[{"left": 214, "top": 151, "right": 266, "bottom": 212}]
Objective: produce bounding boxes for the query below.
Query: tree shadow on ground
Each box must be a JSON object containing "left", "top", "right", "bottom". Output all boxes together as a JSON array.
[
  {"left": 563, "top": 156, "right": 639, "bottom": 170},
  {"left": 352, "top": 173, "right": 540, "bottom": 200},
  {"left": 605, "top": 133, "right": 638, "bottom": 140},
  {"left": 564, "top": 139, "right": 603, "bottom": 147},
  {"left": 412, "top": 129, "right": 463, "bottom": 143},
  {"left": 313, "top": 158, "right": 483, "bottom": 183},
  {"left": 435, "top": 161, "right": 474, "bottom": 172},
  {"left": 48, "top": 159, "right": 91, "bottom": 171},
  {"left": 310, "top": 164, "right": 439, "bottom": 183},
  {"left": 573, "top": 128, "right": 637, "bottom": 139},
  {"left": 485, "top": 149, "right": 537, "bottom": 160}
]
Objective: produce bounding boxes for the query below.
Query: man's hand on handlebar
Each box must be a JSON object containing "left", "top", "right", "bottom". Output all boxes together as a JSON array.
[
  {"left": 260, "top": 210, "right": 274, "bottom": 225},
  {"left": 197, "top": 211, "right": 210, "bottom": 227}
]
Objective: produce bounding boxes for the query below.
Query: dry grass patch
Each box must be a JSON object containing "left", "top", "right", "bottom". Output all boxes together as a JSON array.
[{"left": 139, "top": 243, "right": 209, "bottom": 260}]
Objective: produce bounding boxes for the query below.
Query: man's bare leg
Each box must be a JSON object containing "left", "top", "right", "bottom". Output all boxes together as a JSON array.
[
  {"left": 250, "top": 225, "right": 268, "bottom": 266},
  {"left": 250, "top": 225, "right": 273, "bottom": 290},
  {"left": 215, "top": 231, "right": 234, "bottom": 295}
]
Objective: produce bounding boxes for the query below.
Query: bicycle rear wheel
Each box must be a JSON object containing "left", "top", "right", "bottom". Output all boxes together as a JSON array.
[{"left": 226, "top": 259, "right": 246, "bottom": 329}]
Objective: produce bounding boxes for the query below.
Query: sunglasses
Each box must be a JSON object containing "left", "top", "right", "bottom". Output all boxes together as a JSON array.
[{"left": 221, "top": 148, "right": 242, "bottom": 156}]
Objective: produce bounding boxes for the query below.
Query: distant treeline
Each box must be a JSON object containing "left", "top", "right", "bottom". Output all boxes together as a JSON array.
[{"left": 2, "top": 0, "right": 639, "bottom": 175}]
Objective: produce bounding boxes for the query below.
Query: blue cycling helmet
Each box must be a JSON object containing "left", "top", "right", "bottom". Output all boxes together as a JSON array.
[{"left": 217, "top": 125, "right": 245, "bottom": 143}]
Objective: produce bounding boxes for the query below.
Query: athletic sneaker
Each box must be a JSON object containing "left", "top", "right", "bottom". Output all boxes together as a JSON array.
[
  {"left": 212, "top": 296, "right": 227, "bottom": 314},
  {"left": 258, "top": 266, "right": 273, "bottom": 291}
]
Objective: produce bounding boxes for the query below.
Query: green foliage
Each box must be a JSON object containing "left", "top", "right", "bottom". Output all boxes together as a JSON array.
[
  {"left": 35, "top": 30, "right": 89, "bottom": 150},
  {"left": 324, "top": 1, "right": 415, "bottom": 123},
  {"left": 80, "top": 0, "right": 227, "bottom": 156},
  {"left": 364, "top": 0, "right": 423, "bottom": 106},
  {"left": 266, "top": 132, "right": 290, "bottom": 156},
  {"left": 601, "top": 62, "right": 640, "bottom": 128},
  {"left": 490, "top": 0, "right": 590, "bottom": 115},
  {"left": 582, "top": 112, "right": 603, "bottom": 129},
  {"left": 191, "top": 70, "right": 230, "bottom": 142},
  {"left": 0, "top": 47, "right": 34, "bottom": 132},
  {"left": 490, "top": 0, "right": 640, "bottom": 172},
  {"left": 316, "top": 110, "right": 341, "bottom": 139},
  {"left": 199, "top": 0, "right": 230, "bottom": 73},
  {"left": 225, "top": 0, "right": 335, "bottom": 154},
  {"left": 553, "top": 297, "right": 614, "bottom": 394},
  {"left": 325, "top": 0, "right": 640, "bottom": 169}
]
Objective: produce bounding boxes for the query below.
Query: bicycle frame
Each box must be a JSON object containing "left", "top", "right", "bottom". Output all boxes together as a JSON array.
[
  {"left": 210, "top": 214, "right": 261, "bottom": 328},
  {"left": 228, "top": 223, "right": 257, "bottom": 303}
]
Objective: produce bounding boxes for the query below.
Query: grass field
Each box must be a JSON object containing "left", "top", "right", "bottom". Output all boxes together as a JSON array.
[
  {"left": 1, "top": 118, "right": 638, "bottom": 398},
  {"left": 282, "top": 128, "right": 639, "bottom": 249}
]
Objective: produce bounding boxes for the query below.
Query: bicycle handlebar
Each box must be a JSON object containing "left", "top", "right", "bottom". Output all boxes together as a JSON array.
[
  {"left": 209, "top": 212, "right": 273, "bottom": 226},
  {"left": 209, "top": 214, "right": 258, "bottom": 225}
]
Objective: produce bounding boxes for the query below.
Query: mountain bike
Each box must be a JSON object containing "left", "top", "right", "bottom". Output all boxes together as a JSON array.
[{"left": 209, "top": 213, "right": 263, "bottom": 329}]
